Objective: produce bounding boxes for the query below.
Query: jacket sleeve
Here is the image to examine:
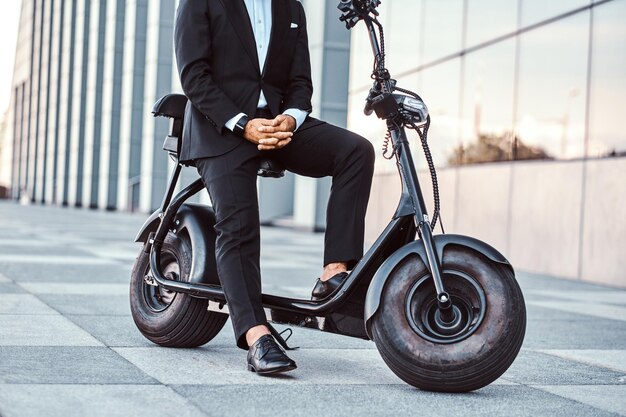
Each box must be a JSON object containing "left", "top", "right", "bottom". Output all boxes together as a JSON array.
[
  {"left": 281, "top": 2, "right": 313, "bottom": 113},
  {"left": 174, "top": 0, "right": 242, "bottom": 132}
]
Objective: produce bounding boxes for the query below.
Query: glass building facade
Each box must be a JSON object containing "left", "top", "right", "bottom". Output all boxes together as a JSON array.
[
  {"left": 4, "top": 0, "right": 350, "bottom": 224},
  {"left": 8, "top": 0, "right": 177, "bottom": 212},
  {"left": 347, "top": 0, "right": 626, "bottom": 170}
]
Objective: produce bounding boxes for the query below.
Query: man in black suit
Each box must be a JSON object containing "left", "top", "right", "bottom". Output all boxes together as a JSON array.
[{"left": 174, "top": 0, "right": 374, "bottom": 374}]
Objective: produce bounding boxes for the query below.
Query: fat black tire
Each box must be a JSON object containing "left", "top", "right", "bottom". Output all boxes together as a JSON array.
[
  {"left": 371, "top": 246, "right": 526, "bottom": 392},
  {"left": 130, "top": 232, "right": 227, "bottom": 347}
]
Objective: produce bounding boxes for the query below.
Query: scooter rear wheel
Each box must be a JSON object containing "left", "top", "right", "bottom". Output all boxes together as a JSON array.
[
  {"left": 371, "top": 246, "right": 526, "bottom": 392},
  {"left": 130, "top": 232, "right": 227, "bottom": 347}
]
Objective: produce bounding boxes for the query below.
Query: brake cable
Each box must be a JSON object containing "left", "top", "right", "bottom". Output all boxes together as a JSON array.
[{"left": 369, "top": 17, "right": 445, "bottom": 234}]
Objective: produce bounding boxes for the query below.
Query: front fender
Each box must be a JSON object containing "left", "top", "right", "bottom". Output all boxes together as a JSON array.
[
  {"left": 364, "top": 234, "right": 513, "bottom": 338},
  {"left": 135, "top": 210, "right": 162, "bottom": 243},
  {"left": 134, "top": 203, "right": 219, "bottom": 286}
]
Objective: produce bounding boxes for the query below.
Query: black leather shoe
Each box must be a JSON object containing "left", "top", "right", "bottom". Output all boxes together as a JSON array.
[
  {"left": 311, "top": 272, "right": 349, "bottom": 301},
  {"left": 247, "top": 334, "right": 297, "bottom": 375}
]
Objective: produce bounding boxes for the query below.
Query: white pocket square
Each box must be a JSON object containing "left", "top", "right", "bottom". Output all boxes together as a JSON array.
[{"left": 290, "top": 23, "right": 298, "bottom": 28}]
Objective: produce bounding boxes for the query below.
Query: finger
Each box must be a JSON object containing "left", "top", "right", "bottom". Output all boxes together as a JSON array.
[
  {"left": 258, "top": 125, "right": 282, "bottom": 134},
  {"left": 258, "top": 138, "right": 280, "bottom": 146},
  {"left": 268, "top": 131, "right": 293, "bottom": 140},
  {"left": 257, "top": 144, "right": 277, "bottom": 151},
  {"left": 275, "top": 138, "right": 292, "bottom": 148}
]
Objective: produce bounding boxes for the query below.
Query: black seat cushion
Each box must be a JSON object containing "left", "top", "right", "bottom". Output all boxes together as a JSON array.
[{"left": 152, "top": 94, "right": 188, "bottom": 119}]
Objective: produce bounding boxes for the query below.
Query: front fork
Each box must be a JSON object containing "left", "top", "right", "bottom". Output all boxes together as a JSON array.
[{"left": 389, "top": 123, "right": 454, "bottom": 321}]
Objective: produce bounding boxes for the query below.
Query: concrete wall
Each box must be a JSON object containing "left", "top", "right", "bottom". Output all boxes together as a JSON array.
[{"left": 365, "top": 157, "right": 626, "bottom": 288}]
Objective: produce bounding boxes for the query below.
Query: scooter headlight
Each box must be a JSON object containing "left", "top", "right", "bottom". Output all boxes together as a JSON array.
[{"left": 395, "top": 95, "right": 429, "bottom": 125}]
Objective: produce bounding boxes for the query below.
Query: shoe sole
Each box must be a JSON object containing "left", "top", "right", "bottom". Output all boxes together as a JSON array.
[{"left": 248, "top": 363, "right": 297, "bottom": 375}]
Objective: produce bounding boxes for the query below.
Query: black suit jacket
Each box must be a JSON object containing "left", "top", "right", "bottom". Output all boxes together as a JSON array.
[{"left": 174, "top": 0, "right": 314, "bottom": 162}]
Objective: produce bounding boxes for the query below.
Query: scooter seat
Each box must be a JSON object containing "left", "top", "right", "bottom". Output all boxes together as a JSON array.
[
  {"left": 152, "top": 93, "right": 188, "bottom": 119},
  {"left": 258, "top": 158, "right": 285, "bottom": 178}
]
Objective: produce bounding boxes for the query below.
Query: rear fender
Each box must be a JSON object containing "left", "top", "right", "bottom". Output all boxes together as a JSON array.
[
  {"left": 134, "top": 203, "right": 219, "bottom": 286},
  {"left": 364, "top": 234, "right": 513, "bottom": 338}
]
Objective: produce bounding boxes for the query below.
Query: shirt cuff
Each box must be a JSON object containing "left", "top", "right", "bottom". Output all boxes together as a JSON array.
[
  {"left": 224, "top": 112, "right": 247, "bottom": 132},
  {"left": 282, "top": 108, "right": 309, "bottom": 131}
]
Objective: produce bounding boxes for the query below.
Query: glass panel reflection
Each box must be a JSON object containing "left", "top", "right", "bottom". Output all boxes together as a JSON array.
[
  {"left": 348, "top": 19, "right": 377, "bottom": 93},
  {"left": 383, "top": 0, "right": 423, "bottom": 74},
  {"left": 421, "top": 0, "right": 464, "bottom": 64},
  {"left": 466, "top": 0, "right": 519, "bottom": 47},
  {"left": 416, "top": 60, "right": 461, "bottom": 167},
  {"left": 516, "top": 12, "right": 589, "bottom": 160},
  {"left": 588, "top": 0, "right": 626, "bottom": 158},
  {"left": 458, "top": 39, "right": 516, "bottom": 165},
  {"left": 521, "top": 0, "right": 589, "bottom": 27}
]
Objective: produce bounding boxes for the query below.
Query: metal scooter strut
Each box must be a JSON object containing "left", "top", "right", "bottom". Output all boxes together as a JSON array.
[{"left": 363, "top": 17, "right": 453, "bottom": 321}]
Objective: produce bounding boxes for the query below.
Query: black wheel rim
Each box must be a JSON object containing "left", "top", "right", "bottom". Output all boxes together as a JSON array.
[
  {"left": 142, "top": 250, "right": 179, "bottom": 312},
  {"left": 404, "top": 269, "right": 487, "bottom": 344}
]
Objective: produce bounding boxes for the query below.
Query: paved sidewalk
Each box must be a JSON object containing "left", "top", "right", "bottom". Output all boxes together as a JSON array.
[{"left": 0, "top": 201, "right": 625, "bottom": 417}]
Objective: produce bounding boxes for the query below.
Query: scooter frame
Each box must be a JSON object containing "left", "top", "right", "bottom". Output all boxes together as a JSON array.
[{"left": 135, "top": 16, "right": 512, "bottom": 342}]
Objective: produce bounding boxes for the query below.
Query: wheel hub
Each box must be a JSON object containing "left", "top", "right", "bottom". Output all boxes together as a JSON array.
[
  {"left": 405, "top": 270, "right": 486, "bottom": 344},
  {"left": 142, "top": 251, "right": 180, "bottom": 312}
]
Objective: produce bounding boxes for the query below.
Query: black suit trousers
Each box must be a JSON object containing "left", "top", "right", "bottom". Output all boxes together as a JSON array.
[{"left": 195, "top": 120, "right": 375, "bottom": 349}]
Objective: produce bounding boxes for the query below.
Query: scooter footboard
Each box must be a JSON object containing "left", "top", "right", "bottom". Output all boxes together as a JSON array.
[
  {"left": 135, "top": 203, "right": 219, "bottom": 286},
  {"left": 364, "top": 234, "right": 513, "bottom": 337}
]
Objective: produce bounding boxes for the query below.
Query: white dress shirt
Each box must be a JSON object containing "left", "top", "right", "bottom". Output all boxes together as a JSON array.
[{"left": 225, "top": 0, "right": 309, "bottom": 132}]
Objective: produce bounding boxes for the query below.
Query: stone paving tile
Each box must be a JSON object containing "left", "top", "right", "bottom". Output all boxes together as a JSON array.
[
  {"left": 527, "top": 290, "right": 626, "bottom": 305},
  {"left": 533, "top": 385, "right": 626, "bottom": 416},
  {"left": 0, "top": 315, "right": 102, "bottom": 346},
  {"left": 113, "top": 346, "right": 405, "bottom": 386},
  {"left": 18, "top": 282, "right": 129, "bottom": 295},
  {"left": 0, "top": 294, "right": 60, "bottom": 315},
  {"left": 0, "top": 238, "right": 90, "bottom": 247},
  {"left": 0, "top": 255, "right": 120, "bottom": 265},
  {"left": 113, "top": 346, "right": 513, "bottom": 387},
  {"left": 538, "top": 350, "right": 626, "bottom": 373},
  {"left": 79, "top": 245, "right": 142, "bottom": 262},
  {"left": 516, "top": 271, "right": 618, "bottom": 292},
  {"left": 525, "top": 304, "right": 599, "bottom": 321},
  {"left": 0, "top": 263, "right": 132, "bottom": 283},
  {"left": 172, "top": 384, "right": 617, "bottom": 417},
  {"left": 0, "top": 384, "right": 209, "bottom": 417},
  {"left": 65, "top": 314, "right": 174, "bottom": 348},
  {"left": 0, "top": 282, "right": 26, "bottom": 294},
  {"left": 501, "top": 350, "right": 626, "bottom": 385},
  {"left": 35, "top": 294, "right": 130, "bottom": 316},
  {"left": 523, "top": 318, "right": 626, "bottom": 349},
  {"left": 528, "top": 300, "right": 626, "bottom": 322},
  {"left": 0, "top": 347, "right": 156, "bottom": 384},
  {"left": 0, "top": 245, "right": 95, "bottom": 257}
]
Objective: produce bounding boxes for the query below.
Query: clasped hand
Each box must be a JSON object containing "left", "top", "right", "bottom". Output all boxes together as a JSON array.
[{"left": 243, "top": 114, "right": 296, "bottom": 151}]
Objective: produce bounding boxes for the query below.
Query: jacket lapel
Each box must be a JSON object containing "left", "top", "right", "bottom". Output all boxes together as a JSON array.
[
  {"left": 220, "top": 0, "right": 260, "bottom": 74},
  {"left": 264, "top": 0, "right": 289, "bottom": 75}
]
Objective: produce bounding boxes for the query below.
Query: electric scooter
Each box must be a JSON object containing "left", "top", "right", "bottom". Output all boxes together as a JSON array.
[{"left": 130, "top": 0, "right": 526, "bottom": 392}]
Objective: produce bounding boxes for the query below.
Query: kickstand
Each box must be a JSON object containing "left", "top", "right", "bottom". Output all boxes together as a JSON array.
[{"left": 267, "top": 323, "right": 299, "bottom": 351}]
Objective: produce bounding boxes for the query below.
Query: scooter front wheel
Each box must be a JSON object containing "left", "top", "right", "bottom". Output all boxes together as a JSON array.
[
  {"left": 130, "top": 232, "right": 227, "bottom": 347},
  {"left": 371, "top": 246, "right": 526, "bottom": 392}
]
